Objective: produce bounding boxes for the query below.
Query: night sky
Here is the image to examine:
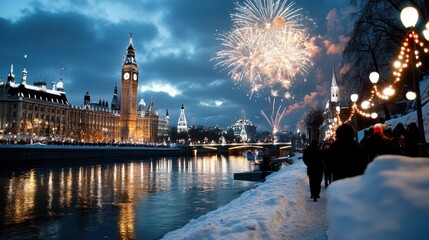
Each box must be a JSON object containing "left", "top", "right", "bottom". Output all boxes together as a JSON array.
[{"left": 0, "top": 0, "right": 353, "bottom": 132}]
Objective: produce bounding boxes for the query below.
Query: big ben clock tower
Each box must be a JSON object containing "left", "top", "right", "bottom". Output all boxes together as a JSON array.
[{"left": 120, "top": 33, "right": 139, "bottom": 141}]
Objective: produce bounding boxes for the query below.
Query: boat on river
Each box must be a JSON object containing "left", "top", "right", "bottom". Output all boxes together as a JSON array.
[{"left": 234, "top": 155, "right": 293, "bottom": 182}]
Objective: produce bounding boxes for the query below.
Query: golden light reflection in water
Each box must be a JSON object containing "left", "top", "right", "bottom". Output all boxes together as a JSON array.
[
  {"left": 5, "top": 169, "right": 36, "bottom": 224},
  {"left": 1, "top": 155, "right": 252, "bottom": 238},
  {"left": 118, "top": 203, "right": 136, "bottom": 240}
]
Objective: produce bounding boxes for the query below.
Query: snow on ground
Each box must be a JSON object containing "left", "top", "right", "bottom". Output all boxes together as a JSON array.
[
  {"left": 163, "top": 153, "right": 429, "bottom": 240},
  {"left": 163, "top": 154, "right": 329, "bottom": 240},
  {"left": 327, "top": 155, "right": 429, "bottom": 240}
]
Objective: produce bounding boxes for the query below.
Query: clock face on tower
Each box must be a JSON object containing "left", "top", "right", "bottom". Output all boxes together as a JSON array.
[
  {"left": 123, "top": 72, "right": 130, "bottom": 80},
  {"left": 133, "top": 73, "right": 138, "bottom": 81}
]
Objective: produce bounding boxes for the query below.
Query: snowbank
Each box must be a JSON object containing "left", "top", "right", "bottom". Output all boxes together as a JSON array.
[
  {"left": 162, "top": 154, "right": 328, "bottom": 239},
  {"left": 327, "top": 155, "right": 429, "bottom": 240}
]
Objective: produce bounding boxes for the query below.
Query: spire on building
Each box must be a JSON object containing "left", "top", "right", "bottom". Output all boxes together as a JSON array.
[
  {"left": 147, "top": 99, "right": 153, "bottom": 112},
  {"left": 177, "top": 103, "right": 188, "bottom": 133},
  {"left": 7, "top": 64, "right": 15, "bottom": 83},
  {"left": 124, "top": 32, "right": 136, "bottom": 65},
  {"left": 21, "top": 54, "right": 27, "bottom": 85},
  {"left": 331, "top": 67, "right": 339, "bottom": 103},
  {"left": 240, "top": 125, "right": 248, "bottom": 141},
  {"left": 111, "top": 82, "right": 120, "bottom": 111},
  {"left": 138, "top": 97, "right": 146, "bottom": 112},
  {"left": 84, "top": 90, "right": 90, "bottom": 107}
]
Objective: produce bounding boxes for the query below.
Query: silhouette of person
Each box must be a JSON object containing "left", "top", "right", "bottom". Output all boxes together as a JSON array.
[
  {"left": 390, "top": 123, "right": 406, "bottom": 155},
  {"left": 366, "top": 124, "right": 392, "bottom": 162},
  {"left": 405, "top": 122, "right": 419, "bottom": 157},
  {"left": 326, "top": 123, "right": 368, "bottom": 181},
  {"left": 321, "top": 139, "right": 333, "bottom": 188},
  {"left": 303, "top": 139, "right": 324, "bottom": 202}
]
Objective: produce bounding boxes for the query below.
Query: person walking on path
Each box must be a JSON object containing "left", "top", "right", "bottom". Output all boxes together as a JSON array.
[
  {"left": 366, "top": 123, "right": 392, "bottom": 162},
  {"left": 321, "top": 140, "right": 333, "bottom": 188},
  {"left": 326, "top": 124, "right": 368, "bottom": 181},
  {"left": 303, "top": 139, "right": 324, "bottom": 202}
]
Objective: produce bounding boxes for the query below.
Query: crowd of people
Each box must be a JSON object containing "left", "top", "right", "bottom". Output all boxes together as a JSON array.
[{"left": 303, "top": 122, "right": 420, "bottom": 202}]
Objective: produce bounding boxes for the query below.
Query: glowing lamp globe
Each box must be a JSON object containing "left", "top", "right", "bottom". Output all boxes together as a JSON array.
[
  {"left": 424, "top": 29, "right": 429, "bottom": 41},
  {"left": 406, "top": 91, "right": 417, "bottom": 100},
  {"left": 383, "top": 87, "right": 395, "bottom": 96},
  {"left": 336, "top": 106, "right": 340, "bottom": 112},
  {"left": 393, "top": 60, "right": 402, "bottom": 69},
  {"left": 371, "top": 113, "right": 378, "bottom": 119},
  {"left": 401, "top": 7, "right": 419, "bottom": 28},
  {"left": 361, "top": 100, "right": 370, "bottom": 109},
  {"left": 369, "top": 72, "right": 379, "bottom": 84},
  {"left": 350, "top": 94, "right": 358, "bottom": 103}
]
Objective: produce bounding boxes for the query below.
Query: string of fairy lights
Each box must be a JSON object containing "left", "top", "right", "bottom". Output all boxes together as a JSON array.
[{"left": 325, "top": 6, "right": 429, "bottom": 140}]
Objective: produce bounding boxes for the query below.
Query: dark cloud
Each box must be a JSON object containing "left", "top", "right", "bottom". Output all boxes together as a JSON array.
[{"left": 0, "top": 0, "right": 352, "bottom": 132}]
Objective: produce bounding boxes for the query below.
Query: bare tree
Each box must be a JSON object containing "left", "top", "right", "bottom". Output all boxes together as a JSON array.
[
  {"left": 304, "top": 108, "right": 324, "bottom": 142},
  {"left": 342, "top": 0, "right": 429, "bottom": 119}
]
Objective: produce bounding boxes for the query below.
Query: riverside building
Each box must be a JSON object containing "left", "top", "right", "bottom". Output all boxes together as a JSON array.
[
  {"left": 0, "top": 35, "right": 169, "bottom": 144},
  {"left": 230, "top": 119, "right": 257, "bottom": 141}
]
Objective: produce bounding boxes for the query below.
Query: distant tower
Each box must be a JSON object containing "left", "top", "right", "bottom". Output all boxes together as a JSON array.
[
  {"left": 137, "top": 97, "right": 146, "bottom": 116},
  {"left": 21, "top": 54, "right": 27, "bottom": 85},
  {"left": 177, "top": 103, "right": 188, "bottom": 133},
  {"left": 120, "top": 33, "right": 139, "bottom": 141},
  {"left": 322, "top": 67, "right": 341, "bottom": 141},
  {"left": 240, "top": 126, "right": 248, "bottom": 141},
  {"left": 331, "top": 68, "right": 339, "bottom": 103},
  {"left": 84, "top": 91, "right": 91, "bottom": 108},
  {"left": 111, "top": 82, "right": 120, "bottom": 111},
  {"left": 7, "top": 64, "right": 15, "bottom": 83}
]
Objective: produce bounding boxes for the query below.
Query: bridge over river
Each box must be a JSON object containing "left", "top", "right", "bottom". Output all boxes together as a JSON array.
[{"left": 184, "top": 142, "right": 292, "bottom": 156}]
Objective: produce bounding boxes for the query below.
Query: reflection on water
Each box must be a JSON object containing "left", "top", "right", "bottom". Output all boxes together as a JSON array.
[{"left": 0, "top": 155, "right": 254, "bottom": 239}]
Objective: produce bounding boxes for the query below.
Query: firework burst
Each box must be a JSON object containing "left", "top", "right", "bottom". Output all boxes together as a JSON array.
[
  {"left": 213, "top": 0, "right": 312, "bottom": 99},
  {"left": 258, "top": 97, "right": 287, "bottom": 134}
]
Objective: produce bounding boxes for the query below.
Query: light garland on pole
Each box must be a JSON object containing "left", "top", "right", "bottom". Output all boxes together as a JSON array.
[
  {"left": 325, "top": 6, "right": 429, "bottom": 145},
  {"left": 334, "top": 6, "right": 429, "bottom": 125}
]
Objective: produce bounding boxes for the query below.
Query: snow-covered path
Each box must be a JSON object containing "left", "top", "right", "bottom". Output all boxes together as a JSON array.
[
  {"left": 163, "top": 155, "right": 329, "bottom": 240},
  {"left": 278, "top": 176, "right": 328, "bottom": 240}
]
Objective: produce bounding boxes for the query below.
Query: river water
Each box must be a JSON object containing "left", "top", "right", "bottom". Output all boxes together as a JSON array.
[{"left": 0, "top": 155, "right": 256, "bottom": 240}]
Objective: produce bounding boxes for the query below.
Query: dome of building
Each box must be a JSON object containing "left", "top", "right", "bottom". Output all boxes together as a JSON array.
[{"left": 56, "top": 80, "right": 64, "bottom": 91}]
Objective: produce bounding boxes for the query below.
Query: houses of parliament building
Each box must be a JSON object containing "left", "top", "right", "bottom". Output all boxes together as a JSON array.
[{"left": 0, "top": 35, "right": 170, "bottom": 143}]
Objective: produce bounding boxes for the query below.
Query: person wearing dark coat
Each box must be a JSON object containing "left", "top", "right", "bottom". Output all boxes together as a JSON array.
[
  {"left": 321, "top": 140, "right": 333, "bottom": 188},
  {"left": 390, "top": 123, "right": 406, "bottom": 155},
  {"left": 366, "top": 124, "right": 392, "bottom": 162},
  {"left": 326, "top": 123, "right": 368, "bottom": 181},
  {"left": 405, "top": 122, "right": 419, "bottom": 157},
  {"left": 360, "top": 126, "right": 373, "bottom": 162},
  {"left": 303, "top": 139, "right": 324, "bottom": 202}
]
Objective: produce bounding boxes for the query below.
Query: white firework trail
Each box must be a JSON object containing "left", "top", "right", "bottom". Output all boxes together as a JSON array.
[{"left": 259, "top": 97, "right": 287, "bottom": 134}]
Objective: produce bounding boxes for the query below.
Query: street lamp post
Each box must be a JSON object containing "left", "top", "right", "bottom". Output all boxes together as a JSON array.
[
  {"left": 401, "top": 6, "right": 427, "bottom": 157},
  {"left": 351, "top": 94, "right": 359, "bottom": 141}
]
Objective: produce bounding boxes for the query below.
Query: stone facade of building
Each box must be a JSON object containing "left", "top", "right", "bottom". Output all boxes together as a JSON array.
[{"left": 0, "top": 36, "right": 168, "bottom": 144}]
